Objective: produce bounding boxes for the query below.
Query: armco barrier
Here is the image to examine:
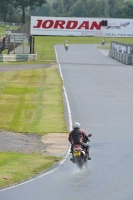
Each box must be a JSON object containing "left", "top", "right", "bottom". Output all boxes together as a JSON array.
[{"left": 0, "top": 54, "right": 37, "bottom": 62}]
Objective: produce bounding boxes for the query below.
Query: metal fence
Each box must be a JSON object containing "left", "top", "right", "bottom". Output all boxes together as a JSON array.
[
  {"left": 0, "top": 21, "right": 35, "bottom": 56},
  {"left": 109, "top": 41, "right": 133, "bottom": 65},
  {"left": 0, "top": 21, "right": 22, "bottom": 27},
  {"left": 7, "top": 21, "right": 31, "bottom": 54}
]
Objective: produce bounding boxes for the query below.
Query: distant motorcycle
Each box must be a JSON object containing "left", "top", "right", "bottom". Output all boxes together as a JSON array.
[
  {"left": 101, "top": 39, "right": 106, "bottom": 45},
  {"left": 70, "top": 134, "right": 92, "bottom": 169},
  {"left": 65, "top": 46, "right": 68, "bottom": 51}
]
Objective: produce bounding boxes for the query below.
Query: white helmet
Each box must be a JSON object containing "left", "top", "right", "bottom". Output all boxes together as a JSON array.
[{"left": 73, "top": 122, "right": 81, "bottom": 129}]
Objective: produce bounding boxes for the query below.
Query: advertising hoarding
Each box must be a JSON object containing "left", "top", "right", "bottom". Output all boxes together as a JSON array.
[{"left": 30, "top": 16, "right": 133, "bottom": 37}]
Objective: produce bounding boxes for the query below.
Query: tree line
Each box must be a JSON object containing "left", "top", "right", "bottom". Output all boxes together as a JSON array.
[
  {"left": 0, "top": 0, "right": 133, "bottom": 24},
  {"left": 0, "top": 0, "right": 47, "bottom": 24}
]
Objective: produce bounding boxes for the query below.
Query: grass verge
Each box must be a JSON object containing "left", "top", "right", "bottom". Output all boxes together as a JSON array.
[
  {"left": 0, "top": 67, "right": 67, "bottom": 133},
  {"left": 0, "top": 152, "right": 62, "bottom": 189}
]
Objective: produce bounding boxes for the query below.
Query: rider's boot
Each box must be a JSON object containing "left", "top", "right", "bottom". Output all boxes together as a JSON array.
[{"left": 86, "top": 150, "right": 91, "bottom": 160}]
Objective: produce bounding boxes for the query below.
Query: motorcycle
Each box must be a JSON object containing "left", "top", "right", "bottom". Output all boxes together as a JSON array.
[
  {"left": 70, "top": 134, "right": 92, "bottom": 169},
  {"left": 65, "top": 45, "right": 68, "bottom": 51},
  {"left": 101, "top": 39, "right": 106, "bottom": 45}
]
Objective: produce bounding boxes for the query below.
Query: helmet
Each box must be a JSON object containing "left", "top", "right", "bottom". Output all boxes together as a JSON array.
[{"left": 73, "top": 122, "right": 80, "bottom": 129}]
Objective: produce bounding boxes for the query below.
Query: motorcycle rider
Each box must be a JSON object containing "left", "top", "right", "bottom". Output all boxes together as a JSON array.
[
  {"left": 68, "top": 122, "right": 91, "bottom": 160},
  {"left": 64, "top": 40, "right": 69, "bottom": 50},
  {"left": 101, "top": 38, "right": 106, "bottom": 45}
]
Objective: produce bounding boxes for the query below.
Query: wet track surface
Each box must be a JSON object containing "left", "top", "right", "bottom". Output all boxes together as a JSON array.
[{"left": 1, "top": 44, "right": 133, "bottom": 200}]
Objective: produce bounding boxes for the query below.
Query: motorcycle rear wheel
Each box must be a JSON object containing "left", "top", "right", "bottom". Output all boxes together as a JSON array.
[{"left": 75, "top": 156, "right": 84, "bottom": 169}]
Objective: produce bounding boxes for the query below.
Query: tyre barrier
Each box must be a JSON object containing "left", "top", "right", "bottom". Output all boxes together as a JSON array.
[
  {"left": 117, "top": 52, "right": 120, "bottom": 62},
  {"left": 120, "top": 53, "right": 123, "bottom": 63},
  {"left": 114, "top": 51, "right": 117, "bottom": 60},
  {"left": 0, "top": 54, "right": 37, "bottom": 62},
  {"left": 109, "top": 49, "right": 115, "bottom": 59},
  {"left": 109, "top": 50, "right": 133, "bottom": 65}
]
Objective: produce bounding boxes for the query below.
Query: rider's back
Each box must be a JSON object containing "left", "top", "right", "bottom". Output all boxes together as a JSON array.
[{"left": 71, "top": 129, "right": 82, "bottom": 144}]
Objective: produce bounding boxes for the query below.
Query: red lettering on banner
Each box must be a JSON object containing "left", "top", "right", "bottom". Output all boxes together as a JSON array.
[
  {"left": 54, "top": 20, "right": 65, "bottom": 29},
  {"left": 90, "top": 22, "right": 101, "bottom": 30},
  {"left": 33, "top": 19, "right": 102, "bottom": 30},
  {"left": 42, "top": 20, "right": 54, "bottom": 28},
  {"left": 66, "top": 21, "right": 78, "bottom": 29},
  {"left": 33, "top": 20, "right": 43, "bottom": 28},
  {"left": 77, "top": 21, "right": 89, "bottom": 29}
]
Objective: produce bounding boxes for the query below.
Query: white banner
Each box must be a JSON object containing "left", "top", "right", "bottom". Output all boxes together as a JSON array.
[{"left": 30, "top": 16, "right": 133, "bottom": 37}]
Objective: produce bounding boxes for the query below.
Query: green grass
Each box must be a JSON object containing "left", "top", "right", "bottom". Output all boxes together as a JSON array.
[
  {"left": 0, "top": 152, "right": 62, "bottom": 189},
  {"left": 0, "top": 68, "right": 67, "bottom": 133}
]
